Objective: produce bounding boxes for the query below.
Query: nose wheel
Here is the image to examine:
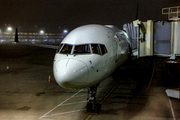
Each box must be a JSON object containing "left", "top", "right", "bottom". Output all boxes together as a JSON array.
[{"left": 86, "top": 84, "right": 101, "bottom": 114}]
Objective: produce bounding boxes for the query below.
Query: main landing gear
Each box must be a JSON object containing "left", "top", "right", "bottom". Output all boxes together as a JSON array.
[{"left": 86, "top": 84, "right": 101, "bottom": 114}]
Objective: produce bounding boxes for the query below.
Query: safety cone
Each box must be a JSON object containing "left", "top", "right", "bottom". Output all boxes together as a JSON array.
[{"left": 48, "top": 75, "right": 51, "bottom": 83}]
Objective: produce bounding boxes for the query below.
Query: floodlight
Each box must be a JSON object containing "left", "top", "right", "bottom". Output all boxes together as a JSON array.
[
  {"left": 7, "top": 27, "right": 12, "bottom": 31},
  {"left": 40, "top": 30, "right": 44, "bottom": 34}
]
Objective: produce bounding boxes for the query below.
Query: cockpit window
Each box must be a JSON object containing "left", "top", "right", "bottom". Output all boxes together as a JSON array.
[
  {"left": 91, "top": 44, "right": 101, "bottom": 55},
  {"left": 99, "top": 44, "right": 108, "bottom": 55},
  {"left": 60, "top": 44, "right": 73, "bottom": 54},
  {"left": 56, "top": 44, "right": 63, "bottom": 53},
  {"left": 73, "top": 44, "right": 91, "bottom": 54},
  {"left": 58, "top": 43, "right": 107, "bottom": 56}
]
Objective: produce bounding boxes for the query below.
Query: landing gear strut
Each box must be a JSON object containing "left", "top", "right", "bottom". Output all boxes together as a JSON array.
[{"left": 86, "top": 84, "right": 101, "bottom": 114}]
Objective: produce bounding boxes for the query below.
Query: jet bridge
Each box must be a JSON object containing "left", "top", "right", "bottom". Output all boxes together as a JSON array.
[
  {"left": 123, "top": 6, "right": 180, "bottom": 58},
  {"left": 123, "top": 6, "right": 180, "bottom": 99},
  {"left": 123, "top": 20, "right": 180, "bottom": 57}
]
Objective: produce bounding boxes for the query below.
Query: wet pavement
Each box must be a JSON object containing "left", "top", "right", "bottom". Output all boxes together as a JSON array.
[{"left": 0, "top": 43, "right": 179, "bottom": 120}]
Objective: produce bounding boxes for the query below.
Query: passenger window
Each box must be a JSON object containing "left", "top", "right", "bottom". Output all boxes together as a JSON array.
[
  {"left": 74, "top": 44, "right": 90, "bottom": 54},
  {"left": 56, "top": 44, "right": 63, "bottom": 53},
  {"left": 91, "top": 44, "right": 101, "bottom": 55},
  {"left": 100, "top": 44, "right": 108, "bottom": 55},
  {"left": 60, "top": 44, "right": 73, "bottom": 54}
]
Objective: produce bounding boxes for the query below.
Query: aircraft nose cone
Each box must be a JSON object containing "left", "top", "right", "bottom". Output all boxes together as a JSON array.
[{"left": 53, "top": 59, "right": 88, "bottom": 89}]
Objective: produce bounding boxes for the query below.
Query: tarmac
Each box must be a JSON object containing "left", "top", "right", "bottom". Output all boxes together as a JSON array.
[{"left": 0, "top": 42, "right": 180, "bottom": 120}]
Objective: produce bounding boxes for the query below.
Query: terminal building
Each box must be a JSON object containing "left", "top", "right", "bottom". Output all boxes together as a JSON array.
[{"left": 0, "top": 30, "right": 64, "bottom": 45}]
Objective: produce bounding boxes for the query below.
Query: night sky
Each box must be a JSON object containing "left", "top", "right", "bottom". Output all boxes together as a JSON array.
[{"left": 0, "top": 0, "right": 179, "bottom": 32}]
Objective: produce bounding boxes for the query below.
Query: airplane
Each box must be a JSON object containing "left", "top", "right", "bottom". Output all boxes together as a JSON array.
[{"left": 53, "top": 24, "right": 132, "bottom": 112}]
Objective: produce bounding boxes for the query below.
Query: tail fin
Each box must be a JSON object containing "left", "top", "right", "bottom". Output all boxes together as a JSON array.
[{"left": 14, "top": 28, "right": 19, "bottom": 43}]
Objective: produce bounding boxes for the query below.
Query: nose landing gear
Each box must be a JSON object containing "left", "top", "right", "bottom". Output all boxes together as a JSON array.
[{"left": 86, "top": 84, "right": 101, "bottom": 114}]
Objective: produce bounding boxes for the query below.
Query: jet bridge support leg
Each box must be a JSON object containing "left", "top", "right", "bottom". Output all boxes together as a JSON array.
[{"left": 86, "top": 84, "right": 101, "bottom": 114}]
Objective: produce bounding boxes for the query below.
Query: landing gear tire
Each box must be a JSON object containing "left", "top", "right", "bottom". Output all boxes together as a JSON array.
[{"left": 86, "top": 83, "right": 101, "bottom": 114}]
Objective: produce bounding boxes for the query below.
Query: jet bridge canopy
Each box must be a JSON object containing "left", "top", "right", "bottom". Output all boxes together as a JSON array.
[{"left": 123, "top": 20, "right": 180, "bottom": 57}]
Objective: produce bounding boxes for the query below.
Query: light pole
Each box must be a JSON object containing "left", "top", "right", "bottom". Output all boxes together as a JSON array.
[{"left": 7, "top": 26, "right": 13, "bottom": 42}]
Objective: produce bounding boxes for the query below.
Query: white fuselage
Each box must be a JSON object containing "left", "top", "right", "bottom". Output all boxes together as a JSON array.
[{"left": 53, "top": 24, "right": 130, "bottom": 89}]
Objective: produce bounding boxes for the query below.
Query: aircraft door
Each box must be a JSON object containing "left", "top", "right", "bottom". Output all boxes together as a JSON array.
[{"left": 153, "top": 21, "right": 171, "bottom": 55}]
